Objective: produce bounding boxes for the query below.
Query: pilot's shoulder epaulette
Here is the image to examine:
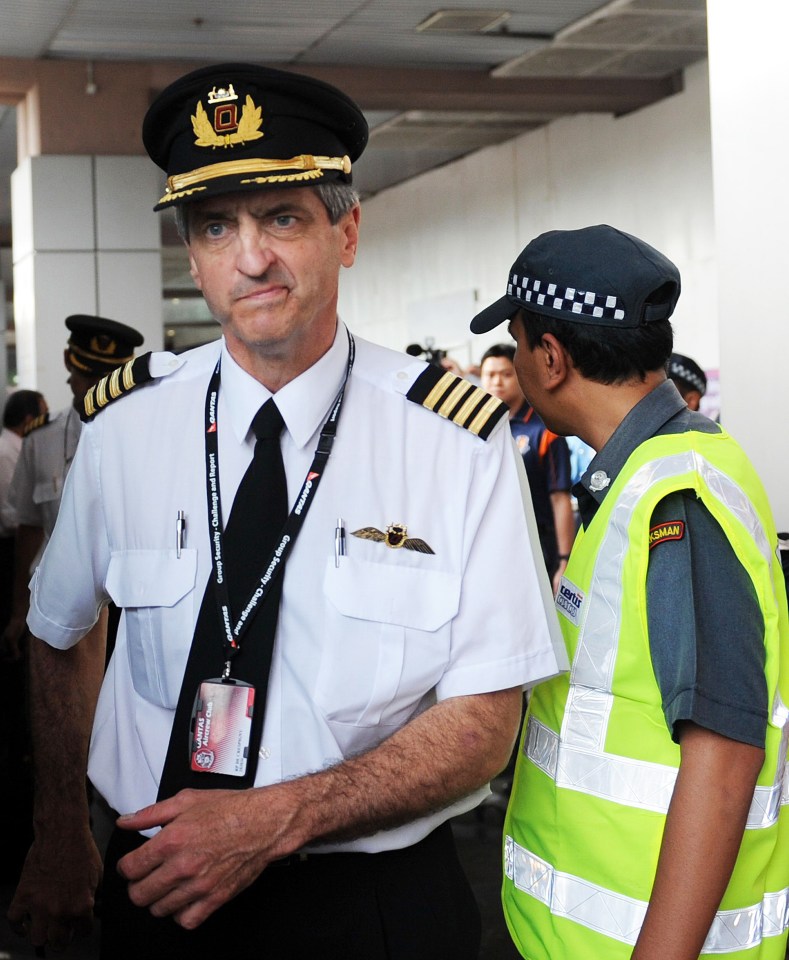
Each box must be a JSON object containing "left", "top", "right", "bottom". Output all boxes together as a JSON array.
[
  {"left": 23, "top": 413, "right": 50, "bottom": 437},
  {"left": 82, "top": 351, "right": 179, "bottom": 422},
  {"left": 405, "top": 365, "right": 507, "bottom": 440}
]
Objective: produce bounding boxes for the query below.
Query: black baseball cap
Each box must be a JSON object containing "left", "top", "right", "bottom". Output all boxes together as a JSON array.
[
  {"left": 471, "top": 224, "right": 681, "bottom": 334},
  {"left": 65, "top": 315, "right": 144, "bottom": 374},
  {"left": 143, "top": 62, "right": 369, "bottom": 211}
]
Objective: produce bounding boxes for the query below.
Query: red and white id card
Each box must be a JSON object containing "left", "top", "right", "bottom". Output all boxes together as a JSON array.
[{"left": 189, "top": 679, "right": 255, "bottom": 777}]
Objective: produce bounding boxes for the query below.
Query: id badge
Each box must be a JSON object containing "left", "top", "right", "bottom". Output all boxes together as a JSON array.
[{"left": 189, "top": 679, "right": 255, "bottom": 776}]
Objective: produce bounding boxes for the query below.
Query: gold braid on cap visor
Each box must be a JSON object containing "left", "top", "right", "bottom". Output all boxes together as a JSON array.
[
  {"left": 67, "top": 342, "right": 134, "bottom": 372},
  {"left": 158, "top": 154, "right": 352, "bottom": 204}
]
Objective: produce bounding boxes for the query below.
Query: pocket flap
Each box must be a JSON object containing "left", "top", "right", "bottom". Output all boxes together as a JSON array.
[
  {"left": 324, "top": 556, "right": 459, "bottom": 631},
  {"left": 106, "top": 549, "right": 197, "bottom": 608},
  {"left": 33, "top": 479, "right": 60, "bottom": 504}
]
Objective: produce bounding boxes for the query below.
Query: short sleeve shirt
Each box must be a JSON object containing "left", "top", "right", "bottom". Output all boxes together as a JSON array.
[
  {"left": 9, "top": 406, "right": 82, "bottom": 540},
  {"left": 28, "top": 327, "right": 564, "bottom": 849}
]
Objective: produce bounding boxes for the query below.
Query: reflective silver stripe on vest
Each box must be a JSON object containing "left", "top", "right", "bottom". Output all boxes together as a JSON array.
[
  {"left": 545, "top": 450, "right": 789, "bottom": 828},
  {"left": 526, "top": 713, "right": 789, "bottom": 826},
  {"left": 505, "top": 835, "right": 789, "bottom": 951},
  {"left": 527, "top": 714, "right": 678, "bottom": 813}
]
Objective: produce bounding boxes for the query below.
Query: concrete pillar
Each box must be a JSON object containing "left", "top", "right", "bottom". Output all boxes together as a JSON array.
[
  {"left": 11, "top": 154, "right": 163, "bottom": 410},
  {"left": 707, "top": 4, "right": 789, "bottom": 528}
]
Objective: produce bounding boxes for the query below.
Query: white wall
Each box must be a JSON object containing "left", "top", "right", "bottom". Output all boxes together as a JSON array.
[
  {"left": 12, "top": 155, "right": 163, "bottom": 410},
  {"left": 707, "top": 2, "right": 789, "bottom": 529},
  {"left": 341, "top": 60, "right": 716, "bottom": 375}
]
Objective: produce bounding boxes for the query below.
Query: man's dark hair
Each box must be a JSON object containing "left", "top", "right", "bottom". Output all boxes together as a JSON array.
[
  {"left": 3, "top": 389, "right": 44, "bottom": 429},
  {"left": 518, "top": 310, "right": 673, "bottom": 385},
  {"left": 480, "top": 343, "right": 516, "bottom": 366}
]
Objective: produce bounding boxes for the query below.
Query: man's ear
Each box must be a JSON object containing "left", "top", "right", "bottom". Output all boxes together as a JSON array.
[
  {"left": 188, "top": 247, "right": 203, "bottom": 291},
  {"left": 539, "top": 333, "right": 570, "bottom": 390},
  {"left": 339, "top": 204, "right": 361, "bottom": 268}
]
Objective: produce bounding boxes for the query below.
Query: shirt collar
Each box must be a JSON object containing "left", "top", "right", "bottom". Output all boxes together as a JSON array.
[
  {"left": 574, "top": 379, "right": 686, "bottom": 527},
  {"left": 220, "top": 322, "right": 350, "bottom": 449}
]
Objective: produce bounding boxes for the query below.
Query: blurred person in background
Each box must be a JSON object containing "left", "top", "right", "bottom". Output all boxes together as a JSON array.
[{"left": 481, "top": 343, "right": 575, "bottom": 593}]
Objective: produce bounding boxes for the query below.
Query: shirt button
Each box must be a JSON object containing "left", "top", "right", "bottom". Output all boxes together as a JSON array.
[
  {"left": 397, "top": 371, "right": 408, "bottom": 380},
  {"left": 259, "top": 746, "right": 271, "bottom": 760}
]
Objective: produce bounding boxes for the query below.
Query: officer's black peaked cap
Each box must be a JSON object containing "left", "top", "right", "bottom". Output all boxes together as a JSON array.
[
  {"left": 471, "top": 224, "right": 681, "bottom": 334},
  {"left": 64, "top": 314, "right": 144, "bottom": 374},
  {"left": 143, "top": 62, "right": 369, "bottom": 211}
]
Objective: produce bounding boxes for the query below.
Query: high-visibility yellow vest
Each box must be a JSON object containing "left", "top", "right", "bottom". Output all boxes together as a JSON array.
[{"left": 503, "top": 428, "right": 789, "bottom": 959}]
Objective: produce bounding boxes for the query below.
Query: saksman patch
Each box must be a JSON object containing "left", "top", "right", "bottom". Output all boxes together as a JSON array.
[{"left": 648, "top": 520, "right": 685, "bottom": 550}]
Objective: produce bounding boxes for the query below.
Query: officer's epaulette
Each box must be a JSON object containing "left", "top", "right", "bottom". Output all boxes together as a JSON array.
[
  {"left": 405, "top": 365, "right": 507, "bottom": 440},
  {"left": 23, "top": 413, "right": 50, "bottom": 436},
  {"left": 81, "top": 352, "right": 156, "bottom": 422}
]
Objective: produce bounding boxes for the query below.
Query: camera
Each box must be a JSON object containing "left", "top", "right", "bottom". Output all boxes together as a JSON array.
[{"left": 405, "top": 338, "right": 447, "bottom": 367}]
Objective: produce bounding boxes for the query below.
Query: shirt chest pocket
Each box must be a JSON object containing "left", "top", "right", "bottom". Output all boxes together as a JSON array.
[
  {"left": 318, "top": 556, "right": 460, "bottom": 735},
  {"left": 106, "top": 549, "right": 198, "bottom": 709},
  {"left": 33, "top": 479, "right": 62, "bottom": 504}
]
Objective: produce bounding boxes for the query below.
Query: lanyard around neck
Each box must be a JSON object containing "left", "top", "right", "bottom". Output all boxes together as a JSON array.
[{"left": 203, "top": 331, "right": 355, "bottom": 676}]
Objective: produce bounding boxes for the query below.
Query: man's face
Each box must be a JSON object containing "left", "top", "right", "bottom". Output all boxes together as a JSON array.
[
  {"left": 185, "top": 187, "right": 359, "bottom": 371},
  {"left": 508, "top": 316, "right": 555, "bottom": 427},
  {"left": 480, "top": 355, "right": 524, "bottom": 411},
  {"left": 64, "top": 352, "right": 102, "bottom": 411}
]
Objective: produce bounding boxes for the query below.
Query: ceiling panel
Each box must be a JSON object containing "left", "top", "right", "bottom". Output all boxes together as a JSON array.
[
  {"left": 589, "top": 46, "right": 706, "bottom": 77},
  {"left": 566, "top": 11, "right": 705, "bottom": 46},
  {"left": 0, "top": 1, "right": 74, "bottom": 58}
]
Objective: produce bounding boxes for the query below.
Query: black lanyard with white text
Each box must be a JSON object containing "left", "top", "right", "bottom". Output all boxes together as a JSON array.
[{"left": 203, "top": 330, "right": 355, "bottom": 678}]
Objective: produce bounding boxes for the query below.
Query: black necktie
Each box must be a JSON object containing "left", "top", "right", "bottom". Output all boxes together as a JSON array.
[{"left": 158, "top": 399, "right": 287, "bottom": 799}]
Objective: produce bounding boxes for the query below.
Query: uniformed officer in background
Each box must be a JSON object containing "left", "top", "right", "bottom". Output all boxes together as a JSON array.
[
  {"left": 668, "top": 351, "right": 707, "bottom": 412},
  {"left": 3, "top": 314, "right": 144, "bottom": 653},
  {"left": 9, "top": 63, "right": 563, "bottom": 959}
]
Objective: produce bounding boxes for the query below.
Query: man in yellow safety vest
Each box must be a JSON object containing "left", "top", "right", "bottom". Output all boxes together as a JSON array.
[{"left": 471, "top": 224, "right": 789, "bottom": 960}]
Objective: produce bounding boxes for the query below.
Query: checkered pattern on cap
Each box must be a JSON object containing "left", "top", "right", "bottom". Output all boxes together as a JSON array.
[
  {"left": 508, "top": 273, "right": 626, "bottom": 322},
  {"left": 669, "top": 358, "right": 706, "bottom": 394}
]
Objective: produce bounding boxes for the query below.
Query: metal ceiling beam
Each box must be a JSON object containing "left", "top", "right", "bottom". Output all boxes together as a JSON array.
[
  {"left": 294, "top": 66, "right": 684, "bottom": 116},
  {"left": 146, "top": 61, "right": 683, "bottom": 118},
  {"left": 0, "top": 57, "right": 682, "bottom": 120}
]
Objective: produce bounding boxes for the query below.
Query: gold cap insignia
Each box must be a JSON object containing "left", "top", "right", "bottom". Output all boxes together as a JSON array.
[
  {"left": 90, "top": 335, "right": 118, "bottom": 357},
  {"left": 207, "top": 84, "right": 238, "bottom": 104},
  {"left": 351, "top": 523, "right": 435, "bottom": 555},
  {"left": 192, "top": 93, "right": 264, "bottom": 149}
]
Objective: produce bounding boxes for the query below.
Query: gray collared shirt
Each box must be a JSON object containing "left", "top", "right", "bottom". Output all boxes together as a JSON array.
[
  {"left": 574, "top": 379, "right": 718, "bottom": 526},
  {"left": 571, "top": 379, "right": 767, "bottom": 748}
]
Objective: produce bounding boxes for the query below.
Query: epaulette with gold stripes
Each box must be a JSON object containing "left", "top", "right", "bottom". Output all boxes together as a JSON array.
[
  {"left": 81, "top": 352, "right": 155, "bottom": 422},
  {"left": 23, "top": 413, "right": 50, "bottom": 436},
  {"left": 406, "top": 366, "right": 507, "bottom": 440}
]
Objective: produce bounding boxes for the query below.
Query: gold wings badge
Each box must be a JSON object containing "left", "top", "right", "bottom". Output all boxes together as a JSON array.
[{"left": 351, "top": 523, "right": 434, "bottom": 555}]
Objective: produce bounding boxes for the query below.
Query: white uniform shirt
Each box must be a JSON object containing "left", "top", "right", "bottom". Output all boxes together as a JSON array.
[
  {"left": 29, "top": 326, "right": 563, "bottom": 850},
  {"left": 9, "top": 406, "right": 82, "bottom": 540},
  {"left": 0, "top": 428, "right": 23, "bottom": 536}
]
